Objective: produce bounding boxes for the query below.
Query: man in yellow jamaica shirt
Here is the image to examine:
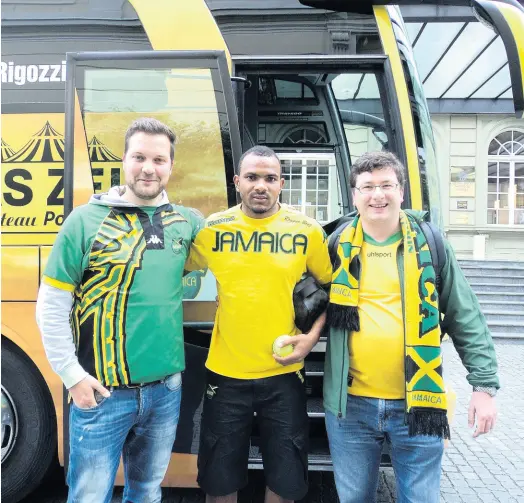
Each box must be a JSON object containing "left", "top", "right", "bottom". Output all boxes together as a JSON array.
[
  {"left": 324, "top": 151, "right": 499, "bottom": 503},
  {"left": 185, "top": 145, "right": 332, "bottom": 503}
]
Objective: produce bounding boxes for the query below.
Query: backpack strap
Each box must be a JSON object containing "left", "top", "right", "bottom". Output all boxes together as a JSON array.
[
  {"left": 326, "top": 211, "right": 357, "bottom": 266},
  {"left": 419, "top": 221, "right": 446, "bottom": 297},
  {"left": 328, "top": 219, "right": 351, "bottom": 266}
]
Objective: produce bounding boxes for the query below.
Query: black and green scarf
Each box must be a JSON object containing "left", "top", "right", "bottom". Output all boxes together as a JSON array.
[{"left": 327, "top": 210, "right": 450, "bottom": 439}]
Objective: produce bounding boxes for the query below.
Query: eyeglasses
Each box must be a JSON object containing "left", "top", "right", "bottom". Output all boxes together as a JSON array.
[{"left": 355, "top": 183, "right": 399, "bottom": 194}]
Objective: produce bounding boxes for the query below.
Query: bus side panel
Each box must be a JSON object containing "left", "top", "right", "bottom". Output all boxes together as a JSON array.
[
  {"left": 386, "top": 6, "right": 441, "bottom": 225},
  {"left": 1, "top": 113, "right": 70, "bottom": 244},
  {"left": 1, "top": 307, "right": 65, "bottom": 465}
]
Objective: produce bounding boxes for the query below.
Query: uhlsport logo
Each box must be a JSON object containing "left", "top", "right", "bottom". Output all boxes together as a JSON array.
[{"left": 367, "top": 251, "right": 392, "bottom": 258}]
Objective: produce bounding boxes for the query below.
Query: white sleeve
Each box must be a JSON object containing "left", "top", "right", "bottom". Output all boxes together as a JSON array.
[{"left": 36, "top": 283, "right": 88, "bottom": 389}]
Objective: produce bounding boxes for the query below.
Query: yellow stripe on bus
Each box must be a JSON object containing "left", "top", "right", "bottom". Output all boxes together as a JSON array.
[
  {"left": 42, "top": 275, "right": 75, "bottom": 292},
  {"left": 129, "top": 0, "right": 231, "bottom": 71},
  {"left": 373, "top": 5, "right": 422, "bottom": 209},
  {"left": 498, "top": 2, "right": 524, "bottom": 93}
]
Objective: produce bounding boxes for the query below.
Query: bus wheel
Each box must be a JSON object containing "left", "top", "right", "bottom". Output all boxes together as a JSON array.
[{"left": 1, "top": 339, "right": 57, "bottom": 503}]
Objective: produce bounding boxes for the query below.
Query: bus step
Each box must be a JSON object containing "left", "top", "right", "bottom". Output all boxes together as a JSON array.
[
  {"left": 305, "top": 360, "right": 324, "bottom": 376},
  {"left": 311, "top": 337, "right": 327, "bottom": 352},
  {"left": 248, "top": 446, "right": 334, "bottom": 471},
  {"left": 307, "top": 397, "right": 324, "bottom": 418},
  {"left": 248, "top": 445, "right": 263, "bottom": 469},
  {"left": 308, "top": 454, "right": 334, "bottom": 471}
]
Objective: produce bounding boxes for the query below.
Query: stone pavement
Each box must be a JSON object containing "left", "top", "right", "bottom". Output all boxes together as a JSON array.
[
  {"left": 20, "top": 341, "right": 524, "bottom": 503},
  {"left": 376, "top": 340, "right": 524, "bottom": 503},
  {"left": 436, "top": 340, "right": 524, "bottom": 503}
]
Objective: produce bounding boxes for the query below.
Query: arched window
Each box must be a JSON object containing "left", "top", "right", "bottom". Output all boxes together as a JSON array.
[
  {"left": 282, "top": 127, "right": 327, "bottom": 145},
  {"left": 487, "top": 130, "right": 524, "bottom": 225}
]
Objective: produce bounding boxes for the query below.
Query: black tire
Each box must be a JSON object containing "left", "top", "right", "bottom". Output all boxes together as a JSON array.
[{"left": 1, "top": 338, "right": 58, "bottom": 503}]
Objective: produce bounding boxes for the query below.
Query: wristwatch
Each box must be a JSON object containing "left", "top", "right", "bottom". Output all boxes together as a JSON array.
[{"left": 472, "top": 386, "right": 497, "bottom": 397}]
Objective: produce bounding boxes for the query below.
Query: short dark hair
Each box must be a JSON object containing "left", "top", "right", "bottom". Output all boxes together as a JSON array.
[
  {"left": 124, "top": 117, "right": 176, "bottom": 162},
  {"left": 349, "top": 151, "right": 405, "bottom": 189},
  {"left": 238, "top": 145, "right": 281, "bottom": 174}
]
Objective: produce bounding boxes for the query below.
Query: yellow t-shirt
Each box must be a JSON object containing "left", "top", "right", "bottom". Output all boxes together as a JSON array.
[
  {"left": 186, "top": 204, "right": 332, "bottom": 379},
  {"left": 348, "top": 231, "right": 405, "bottom": 399}
]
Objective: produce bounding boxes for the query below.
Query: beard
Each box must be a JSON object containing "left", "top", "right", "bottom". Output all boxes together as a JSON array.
[
  {"left": 127, "top": 179, "right": 164, "bottom": 201},
  {"left": 249, "top": 204, "right": 274, "bottom": 214},
  {"left": 244, "top": 194, "right": 278, "bottom": 215}
]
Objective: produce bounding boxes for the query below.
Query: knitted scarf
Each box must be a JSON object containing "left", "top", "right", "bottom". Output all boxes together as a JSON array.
[{"left": 327, "top": 210, "right": 450, "bottom": 439}]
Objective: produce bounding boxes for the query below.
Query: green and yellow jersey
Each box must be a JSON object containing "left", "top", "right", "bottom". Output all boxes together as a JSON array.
[
  {"left": 186, "top": 204, "right": 332, "bottom": 379},
  {"left": 42, "top": 192, "right": 203, "bottom": 386}
]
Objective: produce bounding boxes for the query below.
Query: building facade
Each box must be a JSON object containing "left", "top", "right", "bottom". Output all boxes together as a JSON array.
[{"left": 433, "top": 115, "right": 523, "bottom": 260}]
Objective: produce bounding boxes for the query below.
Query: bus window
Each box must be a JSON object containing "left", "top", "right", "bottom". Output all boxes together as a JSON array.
[
  {"left": 258, "top": 77, "right": 319, "bottom": 105},
  {"left": 235, "top": 56, "right": 408, "bottom": 223},
  {"left": 331, "top": 72, "right": 390, "bottom": 165},
  {"left": 240, "top": 71, "right": 348, "bottom": 224},
  {"left": 67, "top": 55, "right": 239, "bottom": 218}
]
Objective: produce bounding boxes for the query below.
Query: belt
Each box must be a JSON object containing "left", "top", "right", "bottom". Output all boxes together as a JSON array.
[{"left": 108, "top": 378, "right": 166, "bottom": 391}]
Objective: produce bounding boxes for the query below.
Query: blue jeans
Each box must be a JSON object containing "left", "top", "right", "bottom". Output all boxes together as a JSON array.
[
  {"left": 325, "top": 396, "right": 444, "bottom": 503},
  {"left": 67, "top": 373, "right": 182, "bottom": 503}
]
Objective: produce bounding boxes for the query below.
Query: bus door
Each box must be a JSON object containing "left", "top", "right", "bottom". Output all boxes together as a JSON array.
[
  {"left": 232, "top": 55, "right": 416, "bottom": 469},
  {"left": 63, "top": 50, "right": 241, "bottom": 485},
  {"left": 233, "top": 55, "right": 416, "bottom": 224}
]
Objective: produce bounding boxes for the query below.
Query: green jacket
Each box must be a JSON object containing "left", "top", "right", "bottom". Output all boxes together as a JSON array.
[{"left": 323, "top": 210, "right": 500, "bottom": 418}]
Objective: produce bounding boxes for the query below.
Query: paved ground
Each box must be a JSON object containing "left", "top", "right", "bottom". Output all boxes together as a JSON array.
[
  {"left": 21, "top": 341, "right": 524, "bottom": 502},
  {"left": 437, "top": 340, "right": 524, "bottom": 503}
]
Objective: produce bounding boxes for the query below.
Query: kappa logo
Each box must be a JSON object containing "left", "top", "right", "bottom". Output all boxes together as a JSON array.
[
  {"left": 172, "top": 237, "right": 184, "bottom": 254},
  {"left": 206, "top": 384, "right": 218, "bottom": 399},
  {"left": 147, "top": 235, "right": 163, "bottom": 245}
]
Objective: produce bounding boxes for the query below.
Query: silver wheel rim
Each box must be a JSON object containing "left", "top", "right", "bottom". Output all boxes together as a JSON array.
[{"left": 1, "top": 386, "right": 18, "bottom": 463}]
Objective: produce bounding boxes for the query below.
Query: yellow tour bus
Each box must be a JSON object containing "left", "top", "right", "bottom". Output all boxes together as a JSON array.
[{"left": 1, "top": 0, "right": 523, "bottom": 501}]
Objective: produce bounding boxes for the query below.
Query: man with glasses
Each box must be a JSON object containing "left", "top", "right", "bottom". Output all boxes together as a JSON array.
[{"left": 323, "top": 151, "right": 499, "bottom": 503}]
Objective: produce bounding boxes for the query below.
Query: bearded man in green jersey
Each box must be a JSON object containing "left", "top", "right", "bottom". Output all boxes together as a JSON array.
[{"left": 36, "top": 117, "right": 203, "bottom": 503}]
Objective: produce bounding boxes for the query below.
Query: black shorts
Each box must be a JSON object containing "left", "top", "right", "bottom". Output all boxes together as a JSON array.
[{"left": 197, "top": 369, "right": 309, "bottom": 500}]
